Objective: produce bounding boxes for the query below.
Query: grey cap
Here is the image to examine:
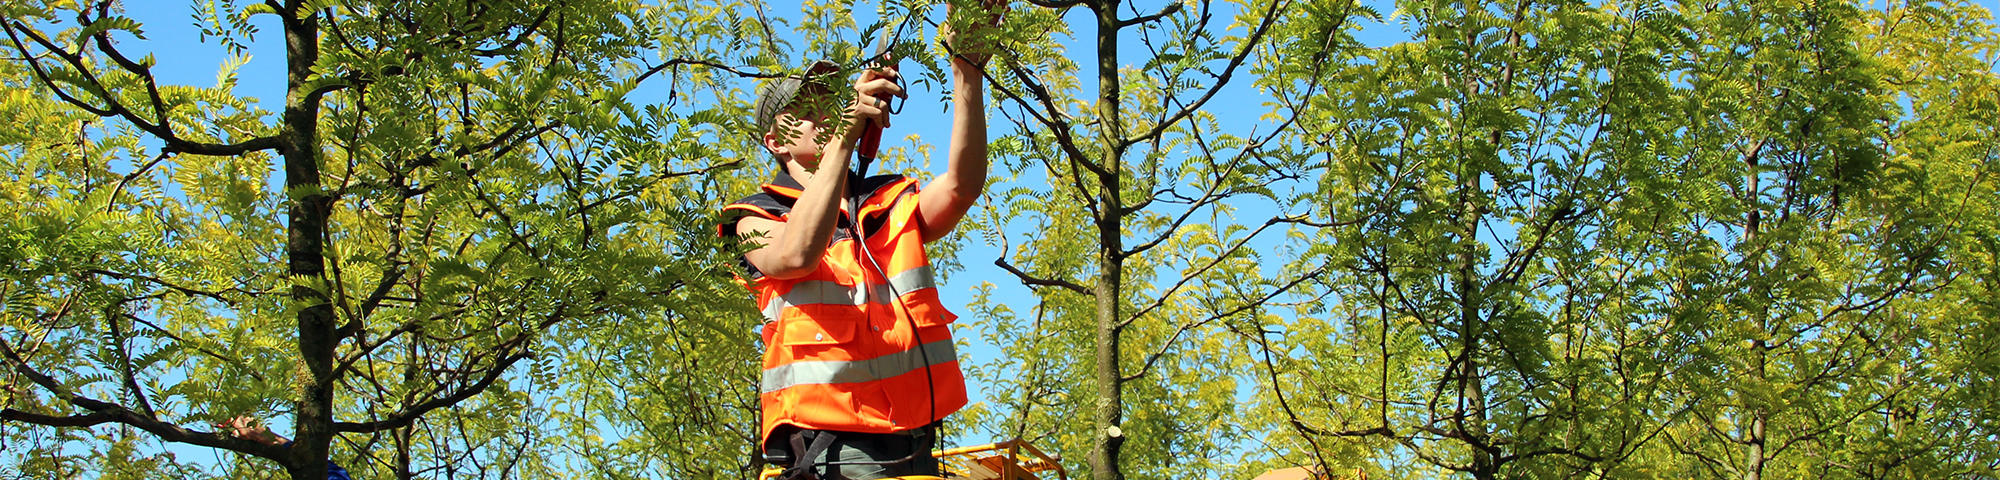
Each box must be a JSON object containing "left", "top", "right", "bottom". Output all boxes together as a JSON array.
[{"left": 753, "top": 60, "right": 841, "bottom": 136}]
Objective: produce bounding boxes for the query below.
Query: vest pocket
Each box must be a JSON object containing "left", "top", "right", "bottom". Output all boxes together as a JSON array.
[
  {"left": 899, "top": 299, "right": 959, "bottom": 328},
  {"left": 780, "top": 305, "right": 862, "bottom": 346}
]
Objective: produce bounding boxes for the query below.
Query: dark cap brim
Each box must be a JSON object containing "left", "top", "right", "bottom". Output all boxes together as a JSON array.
[{"left": 755, "top": 60, "right": 843, "bottom": 134}]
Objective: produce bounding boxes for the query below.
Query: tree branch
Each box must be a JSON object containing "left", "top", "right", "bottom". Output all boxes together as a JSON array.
[
  {"left": 0, "top": 408, "right": 114, "bottom": 427},
  {"left": 1024, "top": 0, "right": 1088, "bottom": 9},
  {"left": 1122, "top": 262, "right": 1325, "bottom": 382},
  {"left": 1117, "top": 143, "right": 1243, "bottom": 254},
  {"left": 125, "top": 313, "right": 266, "bottom": 382},
  {"left": 992, "top": 60, "right": 1112, "bottom": 179},
  {"left": 332, "top": 305, "right": 467, "bottom": 380},
  {"left": 103, "top": 306, "right": 155, "bottom": 418},
  {"left": 351, "top": 267, "right": 406, "bottom": 330},
  {"left": 1115, "top": 2, "right": 1183, "bottom": 28},
  {"left": 82, "top": 3, "right": 172, "bottom": 136},
  {"left": 1494, "top": 445, "right": 1605, "bottom": 466},
  {"left": 1396, "top": 428, "right": 1477, "bottom": 472},
  {"left": 1123, "top": 216, "right": 1298, "bottom": 324},
  {"left": 1488, "top": 196, "right": 1595, "bottom": 289},
  {"left": 1, "top": 19, "right": 282, "bottom": 156},
  {"left": 2, "top": 19, "right": 116, "bottom": 116},
  {"left": 567, "top": 158, "right": 744, "bottom": 217},
  {"left": 1119, "top": 0, "right": 1291, "bottom": 151},
  {"left": 1235, "top": 320, "right": 1337, "bottom": 472},
  {"left": 632, "top": 57, "right": 782, "bottom": 86},
  {"left": 85, "top": 269, "right": 241, "bottom": 306},
  {"left": 471, "top": 5, "right": 557, "bottom": 56},
  {"left": 341, "top": 291, "right": 608, "bottom": 433},
  {"left": 994, "top": 256, "right": 1089, "bottom": 294},
  {"left": 336, "top": 352, "right": 528, "bottom": 434},
  {"left": 0, "top": 336, "right": 283, "bottom": 459}
]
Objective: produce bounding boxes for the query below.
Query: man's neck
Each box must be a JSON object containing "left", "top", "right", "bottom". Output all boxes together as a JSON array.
[{"left": 786, "top": 162, "right": 851, "bottom": 203}]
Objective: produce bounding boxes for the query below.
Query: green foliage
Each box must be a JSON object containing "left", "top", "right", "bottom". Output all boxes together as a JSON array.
[
  {"left": 4, "top": 0, "right": 1995, "bottom": 479},
  {"left": 1252, "top": 0, "right": 2000, "bottom": 478},
  {"left": 2, "top": 1, "right": 774, "bottom": 478}
]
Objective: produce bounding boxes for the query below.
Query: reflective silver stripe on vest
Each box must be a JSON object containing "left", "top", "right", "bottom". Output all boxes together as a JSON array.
[
  {"left": 761, "top": 339, "right": 958, "bottom": 393},
  {"left": 760, "top": 265, "right": 938, "bottom": 322}
]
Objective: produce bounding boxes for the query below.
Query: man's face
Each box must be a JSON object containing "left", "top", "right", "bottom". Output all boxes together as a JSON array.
[{"left": 768, "top": 90, "right": 841, "bottom": 169}]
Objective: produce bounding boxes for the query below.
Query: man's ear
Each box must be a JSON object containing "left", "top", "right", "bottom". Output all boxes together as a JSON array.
[{"left": 763, "top": 130, "right": 788, "bottom": 157}]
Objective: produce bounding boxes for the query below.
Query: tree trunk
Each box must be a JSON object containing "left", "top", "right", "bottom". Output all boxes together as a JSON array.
[
  {"left": 395, "top": 425, "right": 415, "bottom": 480},
  {"left": 1743, "top": 150, "right": 1767, "bottom": 480},
  {"left": 1458, "top": 153, "right": 1495, "bottom": 480},
  {"left": 397, "top": 341, "right": 418, "bottom": 480},
  {"left": 1089, "top": 2, "right": 1127, "bottom": 479},
  {"left": 278, "top": 8, "right": 335, "bottom": 480},
  {"left": 1091, "top": 243, "right": 1125, "bottom": 480}
]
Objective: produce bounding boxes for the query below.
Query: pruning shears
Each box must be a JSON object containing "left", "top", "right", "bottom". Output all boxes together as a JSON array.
[{"left": 853, "top": 10, "right": 920, "bottom": 178}]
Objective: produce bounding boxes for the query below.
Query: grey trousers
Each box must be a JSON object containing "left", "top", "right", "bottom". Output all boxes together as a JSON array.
[{"left": 784, "top": 425, "right": 940, "bottom": 480}]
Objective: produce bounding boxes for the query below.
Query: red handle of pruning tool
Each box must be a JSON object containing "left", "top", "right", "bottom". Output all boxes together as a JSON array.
[
  {"left": 857, "top": 121, "right": 885, "bottom": 162},
  {"left": 854, "top": 25, "right": 898, "bottom": 177}
]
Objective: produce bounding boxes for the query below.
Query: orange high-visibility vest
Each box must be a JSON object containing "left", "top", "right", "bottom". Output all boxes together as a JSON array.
[{"left": 721, "top": 172, "right": 968, "bottom": 444}]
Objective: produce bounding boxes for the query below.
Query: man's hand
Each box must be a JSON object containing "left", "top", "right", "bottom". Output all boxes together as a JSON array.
[
  {"left": 942, "top": 0, "right": 1007, "bottom": 66},
  {"left": 215, "top": 416, "right": 288, "bottom": 446},
  {"left": 847, "top": 65, "right": 905, "bottom": 166},
  {"left": 849, "top": 66, "right": 905, "bottom": 131}
]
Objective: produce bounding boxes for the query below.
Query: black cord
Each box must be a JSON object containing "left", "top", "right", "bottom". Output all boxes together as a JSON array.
[
  {"left": 810, "top": 9, "right": 946, "bottom": 473},
  {"left": 845, "top": 185, "right": 943, "bottom": 471},
  {"left": 848, "top": 8, "right": 937, "bottom": 432}
]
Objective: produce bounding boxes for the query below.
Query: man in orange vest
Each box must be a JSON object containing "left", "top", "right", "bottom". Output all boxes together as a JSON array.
[{"left": 720, "top": 6, "right": 999, "bottom": 479}]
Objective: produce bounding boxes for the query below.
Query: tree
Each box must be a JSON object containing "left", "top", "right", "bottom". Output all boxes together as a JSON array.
[
  {"left": 6, "top": 0, "right": 1994, "bottom": 478},
  {"left": 1657, "top": 1, "right": 2000, "bottom": 478},
  {"left": 959, "top": 0, "right": 1361, "bottom": 478},
  {"left": 1253, "top": 0, "right": 2000, "bottom": 478},
  {"left": 0, "top": 1, "right": 761, "bottom": 478},
  {"left": 1640, "top": 2, "right": 1907, "bottom": 478},
  {"left": 1259, "top": 0, "right": 1701, "bottom": 477},
  {"left": 1852, "top": 2, "right": 2000, "bottom": 475}
]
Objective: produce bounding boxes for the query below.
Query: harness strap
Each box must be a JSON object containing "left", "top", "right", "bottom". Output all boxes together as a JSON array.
[
  {"left": 780, "top": 430, "right": 840, "bottom": 480},
  {"left": 774, "top": 425, "right": 943, "bottom": 479}
]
